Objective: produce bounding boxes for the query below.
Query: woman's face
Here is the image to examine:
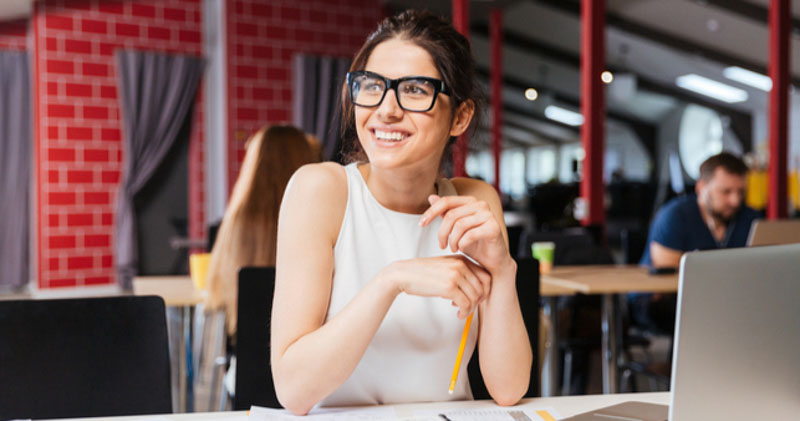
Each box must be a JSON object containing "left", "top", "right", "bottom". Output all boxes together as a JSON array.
[{"left": 355, "top": 38, "right": 463, "bottom": 173}]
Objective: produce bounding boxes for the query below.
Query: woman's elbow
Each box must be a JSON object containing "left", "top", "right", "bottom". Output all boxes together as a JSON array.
[{"left": 274, "top": 381, "right": 314, "bottom": 416}]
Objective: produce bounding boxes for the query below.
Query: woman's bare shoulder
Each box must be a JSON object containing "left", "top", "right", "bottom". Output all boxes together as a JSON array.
[
  {"left": 450, "top": 177, "right": 500, "bottom": 204},
  {"left": 281, "top": 162, "right": 348, "bottom": 240}
]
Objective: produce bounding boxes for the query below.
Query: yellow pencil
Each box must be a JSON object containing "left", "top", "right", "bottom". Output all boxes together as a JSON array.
[{"left": 448, "top": 312, "right": 473, "bottom": 394}]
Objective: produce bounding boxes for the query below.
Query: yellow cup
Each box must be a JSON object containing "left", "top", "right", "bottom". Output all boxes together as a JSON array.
[{"left": 189, "top": 253, "right": 211, "bottom": 290}]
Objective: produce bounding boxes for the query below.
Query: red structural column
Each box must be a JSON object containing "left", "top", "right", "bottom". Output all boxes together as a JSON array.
[
  {"left": 580, "top": 0, "right": 606, "bottom": 226},
  {"left": 452, "top": 0, "right": 469, "bottom": 177},
  {"left": 768, "top": 0, "right": 789, "bottom": 219},
  {"left": 490, "top": 9, "right": 503, "bottom": 192}
]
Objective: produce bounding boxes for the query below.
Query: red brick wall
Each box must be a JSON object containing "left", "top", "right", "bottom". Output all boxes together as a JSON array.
[
  {"left": 33, "top": 0, "right": 205, "bottom": 288},
  {"left": 0, "top": 19, "right": 28, "bottom": 50},
  {"left": 225, "top": 0, "right": 383, "bottom": 190}
]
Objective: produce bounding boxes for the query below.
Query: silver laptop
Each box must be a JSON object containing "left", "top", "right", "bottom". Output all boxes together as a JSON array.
[
  {"left": 746, "top": 218, "right": 800, "bottom": 246},
  {"left": 565, "top": 244, "right": 800, "bottom": 421}
]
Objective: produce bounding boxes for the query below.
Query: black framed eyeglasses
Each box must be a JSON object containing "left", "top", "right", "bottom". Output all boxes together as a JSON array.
[{"left": 346, "top": 70, "right": 451, "bottom": 112}]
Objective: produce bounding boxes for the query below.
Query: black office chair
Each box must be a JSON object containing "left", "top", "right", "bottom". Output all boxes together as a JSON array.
[
  {"left": 468, "top": 257, "right": 540, "bottom": 399},
  {"left": 0, "top": 296, "right": 172, "bottom": 419},
  {"left": 234, "top": 266, "right": 280, "bottom": 410}
]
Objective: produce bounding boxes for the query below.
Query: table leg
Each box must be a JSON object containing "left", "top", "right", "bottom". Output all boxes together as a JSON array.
[
  {"left": 601, "top": 294, "right": 618, "bottom": 394},
  {"left": 177, "top": 307, "right": 187, "bottom": 412},
  {"left": 542, "top": 296, "right": 560, "bottom": 397}
]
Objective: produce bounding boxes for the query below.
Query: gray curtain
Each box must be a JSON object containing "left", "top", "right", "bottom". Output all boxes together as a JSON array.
[
  {"left": 115, "top": 51, "right": 204, "bottom": 289},
  {"left": 292, "top": 54, "right": 350, "bottom": 162},
  {"left": 0, "top": 51, "right": 30, "bottom": 291}
]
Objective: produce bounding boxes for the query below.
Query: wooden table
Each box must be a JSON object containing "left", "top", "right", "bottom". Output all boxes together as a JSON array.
[
  {"left": 541, "top": 265, "right": 679, "bottom": 394},
  {"left": 134, "top": 276, "right": 206, "bottom": 413},
  {"left": 48, "top": 391, "right": 671, "bottom": 420}
]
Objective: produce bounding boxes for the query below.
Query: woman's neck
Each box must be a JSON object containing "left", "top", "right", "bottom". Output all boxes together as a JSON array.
[{"left": 359, "top": 163, "right": 439, "bottom": 214}]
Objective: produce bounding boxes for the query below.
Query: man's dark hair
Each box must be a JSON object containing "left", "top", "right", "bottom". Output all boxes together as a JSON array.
[{"left": 699, "top": 152, "right": 748, "bottom": 181}]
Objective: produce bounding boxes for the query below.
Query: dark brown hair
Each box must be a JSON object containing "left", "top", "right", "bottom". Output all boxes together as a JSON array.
[
  {"left": 340, "top": 9, "right": 484, "bottom": 168},
  {"left": 699, "top": 152, "right": 748, "bottom": 181}
]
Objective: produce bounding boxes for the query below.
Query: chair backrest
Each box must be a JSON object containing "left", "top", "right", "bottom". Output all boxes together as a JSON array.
[
  {"left": 0, "top": 296, "right": 172, "bottom": 419},
  {"left": 468, "top": 257, "right": 540, "bottom": 399},
  {"left": 234, "top": 266, "right": 279, "bottom": 410}
]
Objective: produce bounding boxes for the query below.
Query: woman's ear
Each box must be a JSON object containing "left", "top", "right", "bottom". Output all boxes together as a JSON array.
[{"left": 449, "top": 99, "right": 475, "bottom": 138}]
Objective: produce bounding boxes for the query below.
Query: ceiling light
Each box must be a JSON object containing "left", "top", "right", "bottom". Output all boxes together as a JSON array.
[
  {"left": 524, "top": 88, "right": 539, "bottom": 101},
  {"left": 675, "top": 74, "right": 748, "bottom": 103},
  {"left": 723, "top": 66, "right": 772, "bottom": 91},
  {"left": 601, "top": 71, "right": 614, "bottom": 84},
  {"left": 544, "top": 105, "right": 584, "bottom": 126}
]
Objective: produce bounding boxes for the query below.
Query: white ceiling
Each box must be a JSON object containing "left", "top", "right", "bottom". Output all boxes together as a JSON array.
[{"left": 0, "top": 0, "right": 32, "bottom": 21}]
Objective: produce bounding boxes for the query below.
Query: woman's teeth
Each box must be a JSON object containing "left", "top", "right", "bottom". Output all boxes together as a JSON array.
[{"left": 374, "top": 130, "right": 407, "bottom": 142}]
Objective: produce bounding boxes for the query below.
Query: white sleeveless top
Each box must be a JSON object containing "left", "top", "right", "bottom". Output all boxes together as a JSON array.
[{"left": 319, "top": 163, "right": 478, "bottom": 407}]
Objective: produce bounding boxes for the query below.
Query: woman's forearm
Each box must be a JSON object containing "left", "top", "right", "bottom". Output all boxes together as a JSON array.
[
  {"left": 477, "top": 261, "right": 533, "bottom": 405},
  {"left": 272, "top": 275, "right": 399, "bottom": 415}
]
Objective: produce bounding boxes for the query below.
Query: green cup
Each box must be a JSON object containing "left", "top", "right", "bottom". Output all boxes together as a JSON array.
[{"left": 532, "top": 241, "right": 555, "bottom": 274}]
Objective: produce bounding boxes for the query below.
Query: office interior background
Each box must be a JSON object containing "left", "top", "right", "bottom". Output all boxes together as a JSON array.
[{"left": 0, "top": 0, "right": 798, "bottom": 293}]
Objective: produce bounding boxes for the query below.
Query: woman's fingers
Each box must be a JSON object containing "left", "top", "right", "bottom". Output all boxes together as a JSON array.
[
  {"left": 465, "top": 258, "right": 493, "bottom": 297},
  {"left": 447, "top": 213, "right": 489, "bottom": 252},
  {"left": 420, "top": 195, "right": 474, "bottom": 227},
  {"left": 437, "top": 205, "right": 477, "bottom": 249}
]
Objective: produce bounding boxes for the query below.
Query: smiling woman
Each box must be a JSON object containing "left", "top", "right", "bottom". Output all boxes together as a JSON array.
[{"left": 271, "top": 10, "right": 532, "bottom": 415}]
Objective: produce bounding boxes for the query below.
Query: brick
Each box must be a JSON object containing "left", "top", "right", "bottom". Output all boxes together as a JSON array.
[
  {"left": 67, "top": 256, "right": 93, "bottom": 270},
  {"left": 237, "top": 65, "right": 258, "bottom": 79},
  {"left": 266, "top": 26, "right": 286, "bottom": 40},
  {"left": 0, "top": 19, "right": 26, "bottom": 36},
  {"left": 85, "top": 191, "right": 110, "bottom": 205},
  {"left": 48, "top": 103, "right": 75, "bottom": 118},
  {"left": 295, "top": 29, "right": 313, "bottom": 43},
  {"left": 101, "top": 128, "right": 121, "bottom": 141},
  {"left": 267, "top": 109, "right": 290, "bottom": 121},
  {"left": 115, "top": 22, "right": 140, "bottom": 37},
  {"left": 101, "top": 171, "right": 120, "bottom": 184},
  {"left": 99, "top": 43, "right": 117, "bottom": 56},
  {"left": 45, "top": 37, "right": 58, "bottom": 52},
  {"left": 98, "top": 1, "right": 125, "bottom": 15},
  {"left": 236, "top": 107, "right": 258, "bottom": 121},
  {"left": 179, "top": 29, "right": 201, "bottom": 43},
  {"left": 251, "top": 3, "right": 272, "bottom": 17},
  {"left": 67, "top": 170, "right": 93, "bottom": 183},
  {"left": 85, "top": 234, "right": 110, "bottom": 247},
  {"left": 50, "top": 278, "right": 77, "bottom": 288},
  {"left": 252, "top": 45, "right": 271, "bottom": 58},
  {"left": 67, "top": 213, "right": 93, "bottom": 227},
  {"left": 46, "top": 15, "right": 73, "bottom": 31},
  {"left": 84, "top": 149, "right": 109, "bottom": 162},
  {"left": 47, "top": 59, "right": 74, "bottom": 75},
  {"left": 65, "top": 83, "right": 92, "bottom": 98},
  {"left": 309, "top": 10, "right": 327, "bottom": 24},
  {"left": 48, "top": 214, "right": 60, "bottom": 227},
  {"left": 266, "top": 67, "right": 288, "bottom": 80},
  {"left": 253, "top": 87, "right": 273, "bottom": 100},
  {"left": 49, "top": 258, "right": 60, "bottom": 271},
  {"left": 49, "top": 148, "right": 75, "bottom": 162},
  {"left": 49, "top": 235, "right": 76, "bottom": 249},
  {"left": 66, "top": 126, "right": 92, "bottom": 140},
  {"left": 238, "top": 23, "right": 259, "bottom": 38},
  {"left": 85, "top": 276, "right": 111, "bottom": 285},
  {"left": 64, "top": 39, "right": 92, "bottom": 54},
  {"left": 101, "top": 255, "right": 113, "bottom": 268},
  {"left": 100, "top": 86, "right": 117, "bottom": 99},
  {"left": 83, "top": 62, "right": 109, "bottom": 77},
  {"left": 47, "top": 125, "right": 59, "bottom": 139},
  {"left": 148, "top": 26, "right": 171, "bottom": 41},
  {"left": 47, "top": 82, "right": 59, "bottom": 96},
  {"left": 281, "top": 6, "right": 301, "bottom": 21},
  {"left": 83, "top": 106, "right": 108, "bottom": 120},
  {"left": 164, "top": 7, "right": 186, "bottom": 22},
  {"left": 49, "top": 192, "right": 76, "bottom": 205},
  {"left": 82, "top": 19, "right": 107, "bottom": 35},
  {"left": 101, "top": 213, "right": 113, "bottom": 226},
  {"left": 131, "top": 3, "right": 156, "bottom": 18},
  {"left": 48, "top": 170, "right": 59, "bottom": 183}
]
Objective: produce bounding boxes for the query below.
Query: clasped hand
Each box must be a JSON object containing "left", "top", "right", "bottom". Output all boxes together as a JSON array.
[{"left": 381, "top": 195, "right": 512, "bottom": 319}]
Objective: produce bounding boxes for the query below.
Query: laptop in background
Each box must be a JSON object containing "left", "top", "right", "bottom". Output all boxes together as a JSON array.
[
  {"left": 746, "top": 218, "right": 800, "bottom": 246},
  {"left": 564, "top": 244, "right": 800, "bottom": 421}
]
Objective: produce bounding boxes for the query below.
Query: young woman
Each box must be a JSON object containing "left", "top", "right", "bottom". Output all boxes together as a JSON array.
[
  {"left": 206, "top": 125, "right": 318, "bottom": 334},
  {"left": 272, "top": 10, "right": 532, "bottom": 414}
]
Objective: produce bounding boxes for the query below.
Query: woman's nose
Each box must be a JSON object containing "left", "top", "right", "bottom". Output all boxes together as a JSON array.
[{"left": 376, "top": 89, "right": 403, "bottom": 121}]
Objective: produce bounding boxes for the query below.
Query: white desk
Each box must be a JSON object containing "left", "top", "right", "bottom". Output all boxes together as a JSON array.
[{"left": 50, "top": 392, "right": 670, "bottom": 420}]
